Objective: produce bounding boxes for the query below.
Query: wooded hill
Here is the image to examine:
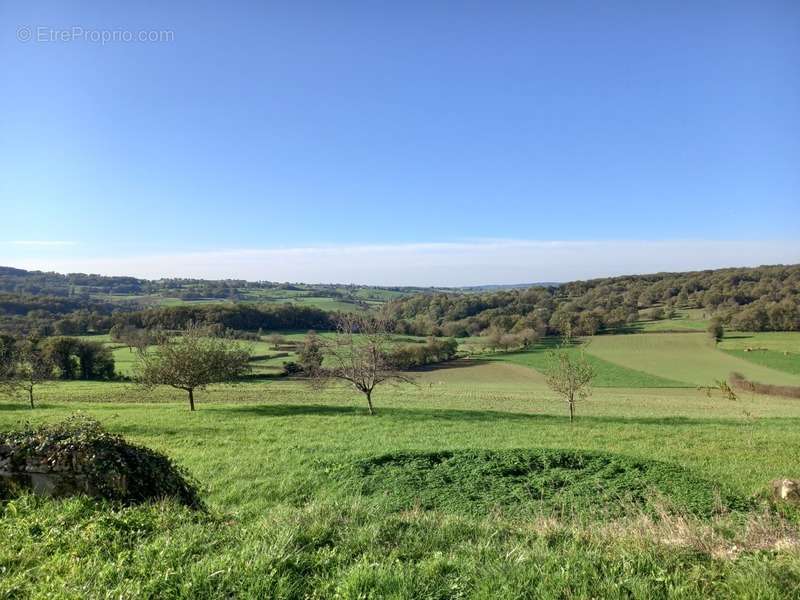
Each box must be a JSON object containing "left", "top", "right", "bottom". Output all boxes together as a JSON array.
[
  {"left": 0, "top": 264, "right": 797, "bottom": 337},
  {"left": 383, "top": 264, "right": 800, "bottom": 336}
]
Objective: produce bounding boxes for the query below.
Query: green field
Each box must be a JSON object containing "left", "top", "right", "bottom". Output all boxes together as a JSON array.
[
  {"left": 717, "top": 332, "right": 800, "bottom": 376},
  {"left": 583, "top": 332, "right": 800, "bottom": 387},
  {"left": 482, "top": 340, "right": 689, "bottom": 388},
  {"left": 3, "top": 331, "right": 800, "bottom": 598},
  {"left": 633, "top": 308, "right": 711, "bottom": 332},
  {"left": 90, "top": 283, "right": 412, "bottom": 312},
  {"left": 89, "top": 333, "right": 430, "bottom": 378}
]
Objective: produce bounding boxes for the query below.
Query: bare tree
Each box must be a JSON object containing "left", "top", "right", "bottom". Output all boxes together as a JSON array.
[
  {"left": 110, "top": 324, "right": 141, "bottom": 352},
  {"left": 314, "top": 314, "right": 410, "bottom": 415},
  {"left": 482, "top": 327, "right": 503, "bottom": 353},
  {"left": 542, "top": 346, "right": 595, "bottom": 422},
  {"left": 135, "top": 323, "right": 251, "bottom": 411}
]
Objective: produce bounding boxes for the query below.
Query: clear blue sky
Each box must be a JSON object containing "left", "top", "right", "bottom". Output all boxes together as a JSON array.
[{"left": 1, "top": 1, "right": 798, "bottom": 284}]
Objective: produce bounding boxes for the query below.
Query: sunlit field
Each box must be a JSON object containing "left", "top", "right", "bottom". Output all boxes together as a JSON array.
[
  {"left": 3, "top": 349, "right": 800, "bottom": 598},
  {"left": 585, "top": 332, "right": 800, "bottom": 387}
]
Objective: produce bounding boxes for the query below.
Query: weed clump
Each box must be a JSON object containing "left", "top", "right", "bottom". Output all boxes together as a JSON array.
[{"left": 337, "top": 449, "right": 749, "bottom": 518}]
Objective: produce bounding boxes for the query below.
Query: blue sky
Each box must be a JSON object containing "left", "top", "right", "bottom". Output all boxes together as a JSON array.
[{"left": 1, "top": 1, "right": 798, "bottom": 284}]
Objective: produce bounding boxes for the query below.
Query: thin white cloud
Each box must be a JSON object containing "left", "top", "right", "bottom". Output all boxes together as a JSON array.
[
  {"left": 7, "top": 240, "right": 800, "bottom": 286},
  {"left": 4, "top": 240, "right": 77, "bottom": 246}
]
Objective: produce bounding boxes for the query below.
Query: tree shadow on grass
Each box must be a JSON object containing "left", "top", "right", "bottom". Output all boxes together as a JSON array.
[
  {"left": 0, "top": 402, "right": 36, "bottom": 412},
  {"left": 0, "top": 400, "right": 66, "bottom": 412},
  {"left": 410, "top": 358, "right": 492, "bottom": 372},
  {"left": 218, "top": 403, "right": 362, "bottom": 417},
  {"left": 210, "top": 403, "right": 800, "bottom": 428}
]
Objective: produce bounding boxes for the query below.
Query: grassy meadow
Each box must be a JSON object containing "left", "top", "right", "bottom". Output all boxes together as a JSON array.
[
  {"left": 633, "top": 308, "right": 711, "bottom": 333},
  {"left": 718, "top": 332, "right": 800, "bottom": 377},
  {"left": 585, "top": 333, "right": 800, "bottom": 387},
  {"left": 2, "top": 328, "right": 800, "bottom": 598}
]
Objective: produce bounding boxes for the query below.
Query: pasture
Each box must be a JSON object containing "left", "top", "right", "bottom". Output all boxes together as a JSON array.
[
  {"left": 584, "top": 332, "right": 800, "bottom": 387},
  {"left": 719, "top": 332, "right": 800, "bottom": 376},
  {"left": 2, "top": 331, "right": 800, "bottom": 598},
  {"left": 633, "top": 308, "right": 711, "bottom": 332}
]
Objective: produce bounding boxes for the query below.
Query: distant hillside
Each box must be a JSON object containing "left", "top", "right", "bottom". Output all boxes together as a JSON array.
[
  {"left": 384, "top": 264, "right": 800, "bottom": 337},
  {"left": 0, "top": 266, "right": 447, "bottom": 335},
  {"left": 1, "top": 264, "right": 798, "bottom": 338},
  {"left": 0, "top": 266, "right": 439, "bottom": 306},
  {"left": 459, "top": 282, "right": 560, "bottom": 291}
]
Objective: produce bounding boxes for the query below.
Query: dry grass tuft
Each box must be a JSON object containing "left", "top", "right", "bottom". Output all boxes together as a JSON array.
[
  {"left": 729, "top": 371, "right": 800, "bottom": 399},
  {"left": 596, "top": 504, "right": 800, "bottom": 560}
]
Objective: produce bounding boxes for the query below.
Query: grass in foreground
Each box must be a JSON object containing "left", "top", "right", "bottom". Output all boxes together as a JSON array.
[
  {"left": 1, "top": 372, "right": 800, "bottom": 598},
  {"left": 2, "top": 492, "right": 798, "bottom": 599}
]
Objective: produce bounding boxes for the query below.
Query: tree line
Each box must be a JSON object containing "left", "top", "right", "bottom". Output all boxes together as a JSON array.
[
  {"left": 114, "top": 303, "right": 335, "bottom": 332},
  {"left": 0, "top": 335, "right": 116, "bottom": 406}
]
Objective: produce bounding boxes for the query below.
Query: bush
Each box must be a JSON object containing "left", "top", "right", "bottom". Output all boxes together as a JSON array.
[
  {"left": 0, "top": 415, "right": 202, "bottom": 508},
  {"left": 388, "top": 338, "right": 458, "bottom": 369},
  {"left": 707, "top": 318, "right": 724, "bottom": 343},
  {"left": 282, "top": 361, "right": 303, "bottom": 375}
]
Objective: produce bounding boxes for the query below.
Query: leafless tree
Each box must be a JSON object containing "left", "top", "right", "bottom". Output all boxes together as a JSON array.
[{"left": 313, "top": 314, "right": 411, "bottom": 415}]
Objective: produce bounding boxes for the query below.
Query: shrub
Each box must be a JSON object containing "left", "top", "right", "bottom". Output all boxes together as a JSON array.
[
  {"left": 387, "top": 337, "right": 458, "bottom": 369},
  {"left": 707, "top": 317, "right": 724, "bottom": 343},
  {"left": 0, "top": 415, "right": 202, "bottom": 508}
]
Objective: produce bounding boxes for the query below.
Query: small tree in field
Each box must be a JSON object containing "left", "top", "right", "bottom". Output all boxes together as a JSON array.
[
  {"left": 543, "top": 347, "right": 595, "bottom": 422},
  {"left": 483, "top": 327, "right": 503, "bottom": 353},
  {"left": 314, "top": 314, "right": 410, "bottom": 415},
  {"left": 135, "top": 324, "right": 251, "bottom": 411},
  {"left": 298, "top": 330, "right": 324, "bottom": 375},
  {"left": 707, "top": 317, "right": 724, "bottom": 344},
  {"left": 0, "top": 338, "right": 54, "bottom": 408},
  {"left": 517, "top": 328, "right": 540, "bottom": 349},
  {"left": 267, "top": 333, "right": 285, "bottom": 350}
]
